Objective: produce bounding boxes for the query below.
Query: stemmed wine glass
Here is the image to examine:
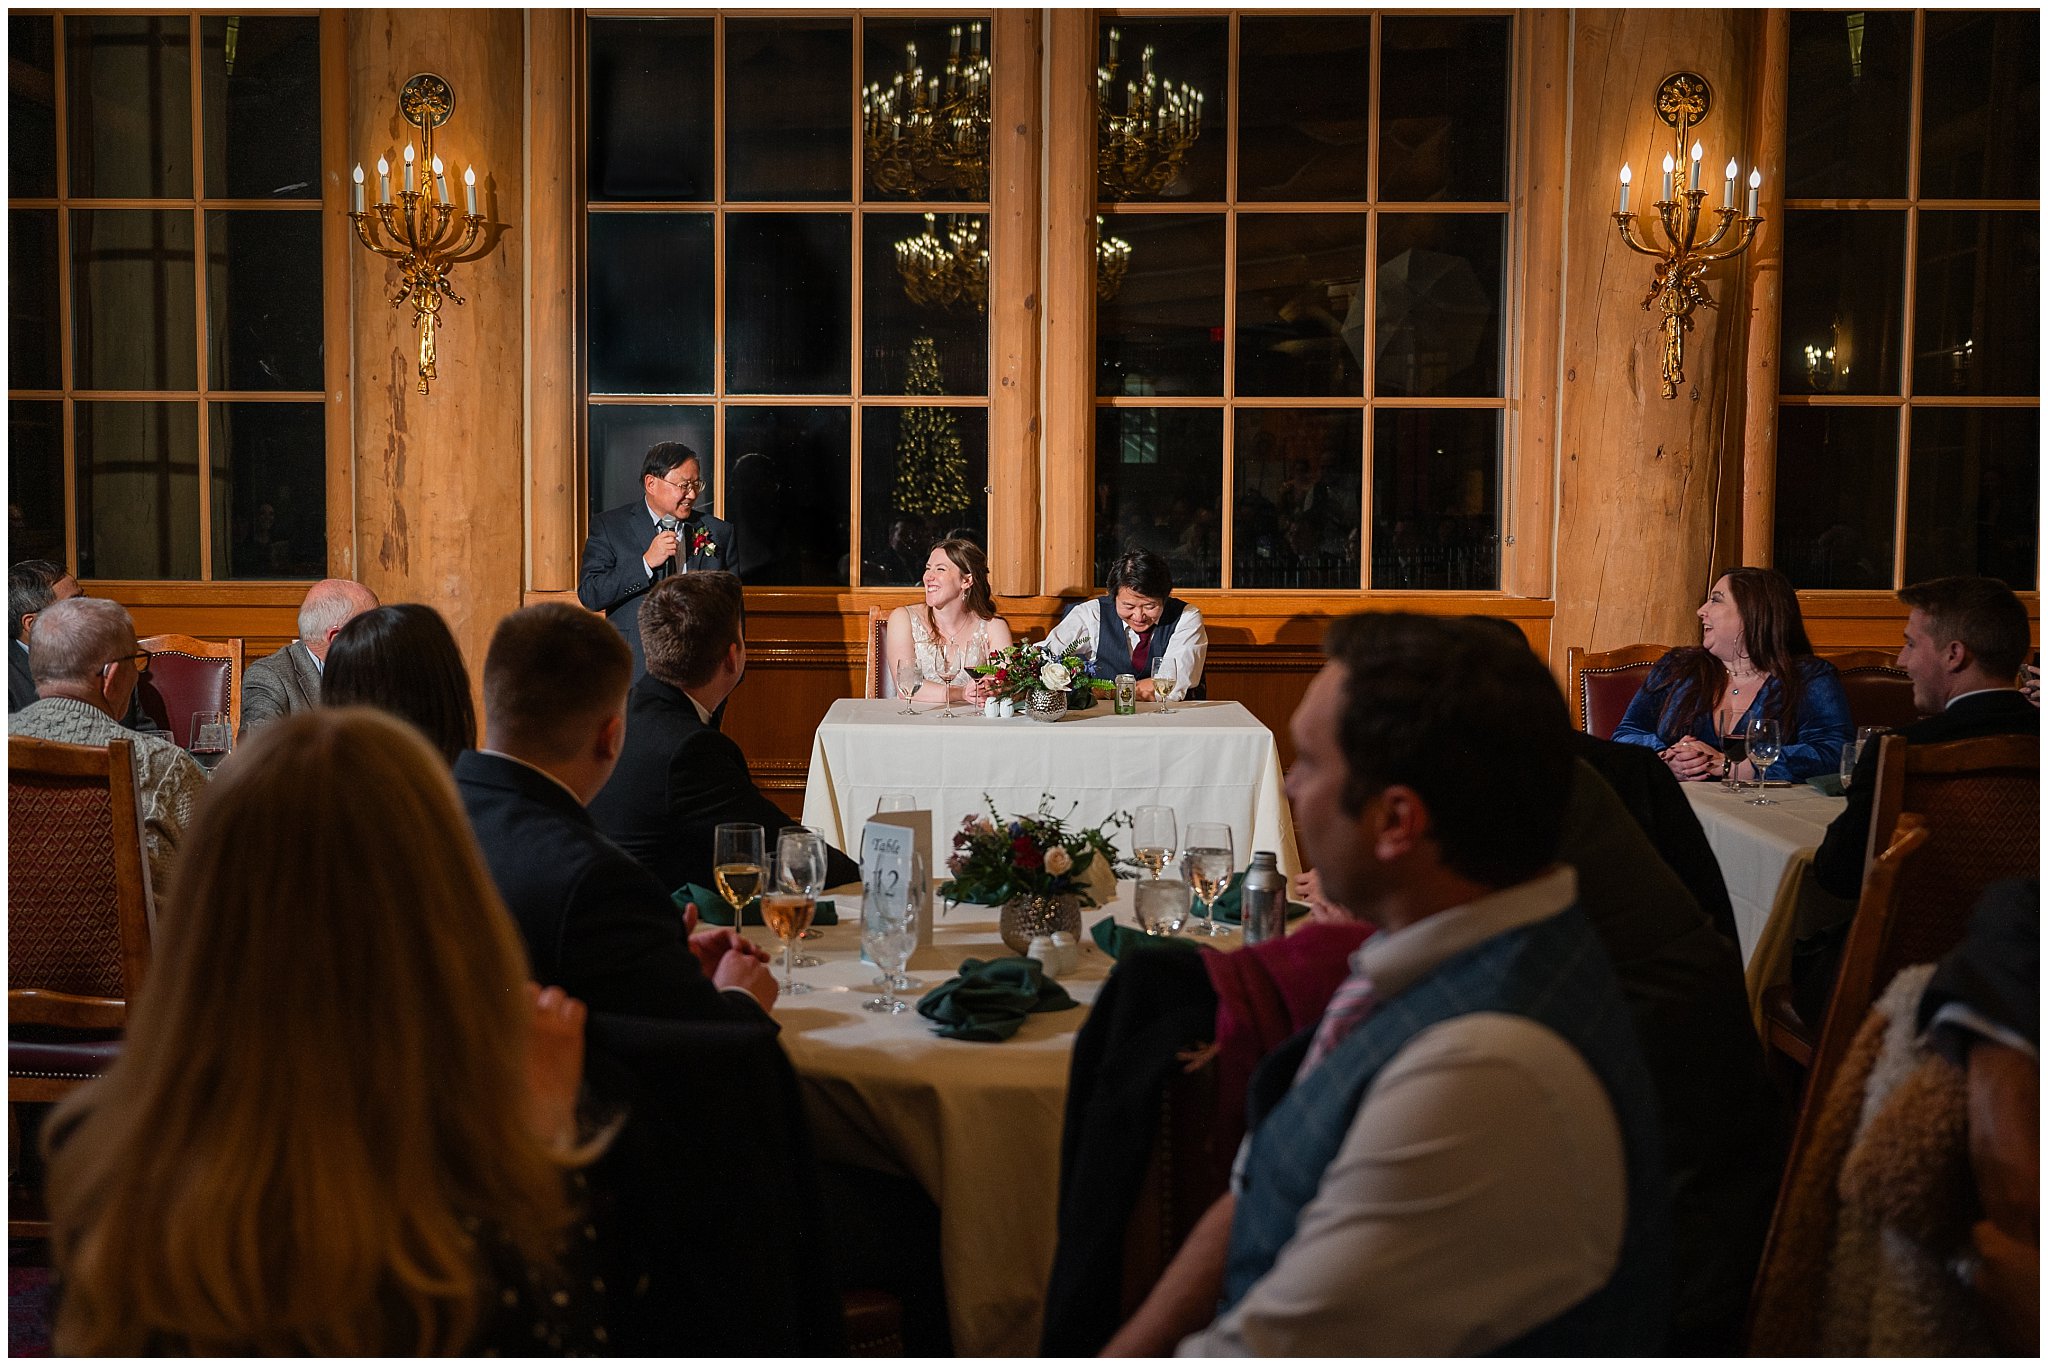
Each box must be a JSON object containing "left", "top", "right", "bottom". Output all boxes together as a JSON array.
[
  {"left": 1181, "top": 822, "right": 1234, "bottom": 938},
  {"left": 761, "top": 848, "right": 816, "bottom": 996},
  {"left": 712, "top": 822, "right": 765, "bottom": 933},
  {"left": 871, "top": 850, "right": 924, "bottom": 993},
  {"left": 893, "top": 658, "right": 924, "bottom": 715},
  {"left": 861, "top": 854, "right": 919, "bottom": 1014},
  {"left": 188, "top": 711, "right": 232, "bottom": 773},
  {"left": 1150, "top": 655, "right": 1181, "bottom": 715},
  {"left": 1133, "top": 806, "right": 1177, "bottom": 880},
  {"left": 1745, "top": 719, "right": 1783, "bottom": 806},
  {"left": 777, "top": 825, "right": 829, "bottom": 967},
  {"left": 929, "top": 642, "right": 961, "bottom": 719},
  {"left": 1716, "top": 708, "right": 1749, "bottom": 793}
]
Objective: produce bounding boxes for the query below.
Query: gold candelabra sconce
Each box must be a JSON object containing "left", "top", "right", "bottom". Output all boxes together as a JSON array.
[
  {"left": 892, "top": 213, "right": 1134, "bottom": 314},
  {"left": 1097, "top": 28, "right": 1204, "bottom": 200},
  {"left": 1613, "top": 72, "right": 1764, "bottom": 400},
  {"left": 862, "top": 24, "right": 991, "bottom": 199},
  {"left": 348, "top": 74, "right": 492, "bottom": 396}
]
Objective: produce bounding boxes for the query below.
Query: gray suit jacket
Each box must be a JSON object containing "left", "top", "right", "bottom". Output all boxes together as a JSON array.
[{"left": 240, "top": 640, "right": 322, "bottom": 739}]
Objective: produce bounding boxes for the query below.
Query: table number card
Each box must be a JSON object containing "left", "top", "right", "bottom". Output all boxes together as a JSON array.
[{"left": 867, "top": 808, "right": 933, "bottom": 893}]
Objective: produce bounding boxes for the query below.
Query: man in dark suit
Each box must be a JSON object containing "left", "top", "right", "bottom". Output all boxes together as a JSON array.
[
  {"left": 1812, "top": 576, "right": 2038, "bottom": 900},
  {"left": 577, "top": 441, "right": 738, "bottom": 678},
  {"left": 9, "top": 558, "right": 166, "bottom": 737},
  {"left": 456, "top": 601, "right": 776, "bottom": 1019},
  {"left": 1574, "top": 730, "right": 1739, "bottom": 947},
  {"left": 591, "top": 571, "right": 860, "bottom": 896}
]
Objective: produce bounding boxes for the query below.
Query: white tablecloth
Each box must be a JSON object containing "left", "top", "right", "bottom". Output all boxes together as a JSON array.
[
  {"left": 800, "top": 697, "right": 1300, "bottom": 876},
  {"left": 1681, "top": 782, "right": 1847, "bottom": 963},
  {"left": 764, "top": 884, "right": 1186, "bottom": 1357}
]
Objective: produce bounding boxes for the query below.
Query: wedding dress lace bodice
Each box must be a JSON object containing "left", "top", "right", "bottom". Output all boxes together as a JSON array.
[{"left": 907, "top": 609, "right": 992, "bottom": 683}]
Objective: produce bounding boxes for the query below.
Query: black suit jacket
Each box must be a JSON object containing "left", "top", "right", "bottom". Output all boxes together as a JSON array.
[
  {"left": 588, "top": 675, "right": 861, "bottom": 896},
  {"left": 1812, "top": 689, "right": 2039, "bottom": 899},
  {"left": 1574, "top": 731, "right": 1739, "bottom": 947},
  {"left": 454, "top": 749, "right": 764, "bottom": 1022},
  {"left": 577, "top": 500, "right": 737, "bottom": 678},
  {"left": 8, "top": 642, "right": 32, "bottom": 713}
]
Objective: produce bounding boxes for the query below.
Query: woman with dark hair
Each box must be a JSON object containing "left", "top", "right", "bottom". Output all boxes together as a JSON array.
[
  {"left": 884, "top": 537, "right": 1013, "bottom": 704},
  {"left": 322, "top": 603, "right": 477, "bottom": 764},
  {"left": 1613, "top": 566, "right": 1851, "bottom": 782}
]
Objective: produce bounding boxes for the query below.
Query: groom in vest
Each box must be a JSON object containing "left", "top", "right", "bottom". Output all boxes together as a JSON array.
[
  {"left": 1042, "top": 546, "right": 1208, "bottom": 702},
  {"left": 1108, "top": 614, "right": 1672, "bottom": 1355},
  {"left": 577, "top": 440, "right": 738, "bottom": 680}
]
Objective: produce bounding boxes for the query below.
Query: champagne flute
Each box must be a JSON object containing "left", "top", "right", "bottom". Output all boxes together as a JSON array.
[
  {"left": 1746, "top": 719, "right": 1782, "bottom": 806},
  {"left": 893, "top": 658, "right": 924, "bottom": 715},
  {"left": 712, "top": 822, "right": 765, "bottom": 933},
  {"left": 1133, "top": 805, "right": 1177, "bottom": 878},
  {"left": 1182, "top": 821, "right": 1235, "bottom": 938},
  {"left": 1150, "top": 655, "right": 1180, "bottom": 715},
  {"left": 1716, "top": 708, "right": 1749, "bottom": 793},
  {"left": 777, "top": 825, "right": 829, "bottom": 963},
  {"left": 762, "top": 849, "right": 816, "bottom": 996}
]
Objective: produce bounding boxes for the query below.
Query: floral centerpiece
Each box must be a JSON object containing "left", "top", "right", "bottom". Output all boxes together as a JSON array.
[
  {"left": 973, "top": 639, "right": 1114, "bottom": 714},
  {"left": 942, "top": 796, "right": 1132, "bottom": 951}
]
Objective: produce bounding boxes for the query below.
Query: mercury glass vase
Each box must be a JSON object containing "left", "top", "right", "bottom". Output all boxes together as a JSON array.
[
  {"left": 1027, "top": 688, "right": 1068, "bottom": 723},
  {"left": 999, "top": 892, "right": 1081, "bottom": 954}
]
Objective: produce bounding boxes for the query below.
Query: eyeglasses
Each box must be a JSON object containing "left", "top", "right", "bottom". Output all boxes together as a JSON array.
[
  {"left": 106, "top": 650, "right": 151, "bottom": 676},
  {"left": 661, "top": 477, "right": 705, "bottom": 495}
]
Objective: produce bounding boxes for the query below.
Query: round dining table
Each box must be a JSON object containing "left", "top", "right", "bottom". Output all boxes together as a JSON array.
[{"left": 757, "top": 879, "right": 1221, "bottom": 1358}]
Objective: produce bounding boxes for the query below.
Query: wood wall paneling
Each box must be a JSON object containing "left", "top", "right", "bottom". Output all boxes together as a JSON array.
[
  {"left": 346, "top": 9, "right": 528, "bottom": 681},
  {"left": 989, "top": 10, "right": 1045, "bottom": 597},
  {"left": 1553, "top": 10, "right": 1760, "bottom": 663},
  {"left": 526, "top": 9, "right": 579, "bottom": 594}
]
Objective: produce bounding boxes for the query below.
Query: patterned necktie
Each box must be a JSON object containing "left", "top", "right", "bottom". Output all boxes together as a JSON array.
[
  {"left": 1131, "top": 627, "right": 1155, "bottom": 675},
  {"left": 1297, "top": 969, "right": 1379, "bottom": 1079}
]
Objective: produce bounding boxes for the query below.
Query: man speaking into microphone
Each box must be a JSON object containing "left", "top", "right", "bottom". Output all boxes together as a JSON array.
[{"left": 578, "top": 440, "right": 739, "bottom": 679}]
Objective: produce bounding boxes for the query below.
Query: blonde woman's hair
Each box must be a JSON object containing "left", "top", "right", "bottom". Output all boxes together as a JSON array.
[{"left": 46, "top": 707, "right": 572, "bottom": 1355}]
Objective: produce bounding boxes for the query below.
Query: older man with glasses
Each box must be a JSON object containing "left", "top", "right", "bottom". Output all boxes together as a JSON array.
[
  {"left": 578, "top": 440, "right": 739, "bottom": 680},
  {"left": 8, "top": 596, "right": 209, "bottom": 898}
]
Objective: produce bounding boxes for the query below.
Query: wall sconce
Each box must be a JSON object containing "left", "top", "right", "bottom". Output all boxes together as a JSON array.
[
  {"left": 349, "top": 74, "right": 492, "bottom": 395},
  {"left": 1612, "top": 72, "right": 1764, "bottom": 400}
]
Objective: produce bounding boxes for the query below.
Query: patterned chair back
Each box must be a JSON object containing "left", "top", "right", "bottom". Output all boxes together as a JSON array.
[{"left": 136, "top": 633, "right": 243, "bottom": 748}]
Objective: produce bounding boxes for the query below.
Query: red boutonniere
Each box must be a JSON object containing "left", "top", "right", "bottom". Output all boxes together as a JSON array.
[{"left": 690, "top": 527, "right": 716, "bottom": 558}]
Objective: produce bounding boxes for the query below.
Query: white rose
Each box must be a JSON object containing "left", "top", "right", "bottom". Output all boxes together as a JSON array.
[
  {"left": 1043, "top": 846, "right": 1073, "bottom": 876},
  {"left": 1039, "top": 661, "right": 1073, "bottom": 691}
]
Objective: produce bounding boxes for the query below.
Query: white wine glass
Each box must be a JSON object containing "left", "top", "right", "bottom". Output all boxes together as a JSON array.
[
  {"left": 1150, "top": 655, "right": 1180, "bottom": 715},
  {"left": 1133, "top": 806, "right": 1177, "bottom": 879},
  {"left": 930, "top": 642, "right": 961, "bottom": 719},
  {"left": 762, "top": 849, "right": 816, "bottom": 996},
  {"left": 893, "top": 658, "right": 924, "bottom": 715},
  {"left": 777, "top": 825, "right": 829, "bottom": 964},
  {"left": 1182, "top": 822, "right": 1235, "bottom": 938},
  {"left": 1746, "top": 719, "right": 1782, "bottom": 806},
  {"left": 712, "top": 822, "right": 766, "bottom": 933}
]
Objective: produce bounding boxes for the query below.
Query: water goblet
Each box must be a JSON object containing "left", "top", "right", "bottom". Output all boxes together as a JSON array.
[
  {"left": 712, "top": 822, "right": 766, "bottom": 933},
  {"left": 876, "top": 793, "right": 916, "bottom": 813},
  {"left": 1132, "top": 805, "right": 1177, "bottom": 879},
  {"left": 861, "top": 895, "right": 916, "bottom": 1014},
  {"left": 893, "top": 659, "right": 924, "bottom": 714},
  {"left": 761, "top": 851, "right": 816, "bottom": 997},
  {"left": 1150, "top": 656, "right": 1180, "bottom": 715},
  {"left": 872, "top": 849, "right": 924, "bottom": 991},
  {"left": 1182, "top": 822, "right": 1235, "bottom": 938},
  {"left": 1133, "top": 877, "right": 1191, "bottom": 936},
  {"left": 1745, "top": 719, "right": 1783, "bottom": 805}
]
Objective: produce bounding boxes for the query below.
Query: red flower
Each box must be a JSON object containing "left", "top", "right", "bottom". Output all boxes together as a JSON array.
[{"left": 1011, "top": 836, "right": 1043, "bottom": 869}]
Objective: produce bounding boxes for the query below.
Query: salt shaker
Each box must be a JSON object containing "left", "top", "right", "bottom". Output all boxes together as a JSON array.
[{"left": 1240, "top": 851, "right": 1287, "bottom": 945}]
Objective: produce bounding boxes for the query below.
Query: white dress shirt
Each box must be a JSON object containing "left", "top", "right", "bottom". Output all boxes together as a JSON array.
[
  {"left": 1179, "top": 867, "right": 1627, "bottom": 1356},
  {"left": 1042, "top": 599, "right": 1208, "bottom": 690}
]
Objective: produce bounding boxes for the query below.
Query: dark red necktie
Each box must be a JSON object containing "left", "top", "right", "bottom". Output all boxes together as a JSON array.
[{"left": 1131, "top": 627, "right": 1155, "bottom": 675}]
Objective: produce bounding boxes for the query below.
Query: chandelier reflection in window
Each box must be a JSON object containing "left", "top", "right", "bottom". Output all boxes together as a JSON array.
[
  {"left": 862, "top": 23, "right": 991, "bottom": 198},
  {"left": 1097, "top": 28, "right": 1204, "bottom": 200},
  {"left": 893, "top": 214, "right": 1134, "bottom": 314}
]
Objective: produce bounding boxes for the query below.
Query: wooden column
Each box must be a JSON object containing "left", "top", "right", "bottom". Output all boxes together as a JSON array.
[
  {"left": 1042, "top": 9, "right": 1096, "bottom": 598},
  {"left": 527, "top": 9, "right": 578, "bottom": 593},
  {"left": 1553, "top": 10, "right": 1761, "bottom": 660},
  {"left": 346, "top": 9, "right": 526, "bottom": 676},
  {"left": 988, "top": 9, "right": 1043, "bottom": 598},
  {"left": 1506, "top": 11, "right": 1570, "bottom": 604},
  {"left": 1737, "top": 10, "right": 1790, "bottom": 566}
]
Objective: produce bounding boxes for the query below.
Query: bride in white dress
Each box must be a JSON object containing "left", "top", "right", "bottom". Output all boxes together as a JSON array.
[{"left": 884, "top": 537, "right": 1014, "bottom": 704}]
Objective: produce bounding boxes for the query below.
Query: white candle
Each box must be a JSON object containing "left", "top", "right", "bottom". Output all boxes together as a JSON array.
[
  {"left": 1690, "top": 141, "right": 1703, "bottom": 192},
  {"left": 464, "top": 165, "right": 477, "bottom": 216},
  {"left": 1618, "top": 163, "right": 1632, "bottom": 214},
  {"left": 1747, "top": 168, "right": 1761, "bottom": 217},
  {"left": 352, "top": 163, "right": 364, "bottom": 213},
  {"left": 1723, "top": 159, "right": 1738, "bottom": 208},
  {"left": 949, "top": 24, "right": 960, "bottom": 59},
  {"left": 1108, "top": 27, "right": 1119, "bottom": 64},
  {"left": 403, "top": 143, "right": 415, "bottom": 193},
  {"left": 1661, "top": 153, "right": 1674, "bottom": 201},
  {"left": 431, "top": 154, "right": 448, "bottom": 204}
]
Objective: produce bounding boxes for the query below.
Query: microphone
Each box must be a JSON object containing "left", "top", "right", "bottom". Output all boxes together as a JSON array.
[{"left": 657, "top": 515, "right": 681, "bottom": 574}]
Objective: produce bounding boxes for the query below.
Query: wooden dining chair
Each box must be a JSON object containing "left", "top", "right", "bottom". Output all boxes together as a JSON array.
[
  {"left": 1820, "top": 648, "right": 1919, "bottom": 732},
  {"left": 861, "top": 606, "right": 892, "bottom": 700},
  {"left": 1564, "top": 643, "right": 1669, "bottom": 738},
  {"left": 137, "top": 632, "right": 244, "bottom": 747},
  {"left": 9, "top": 736, "right": 156, "bottom": 1238}
]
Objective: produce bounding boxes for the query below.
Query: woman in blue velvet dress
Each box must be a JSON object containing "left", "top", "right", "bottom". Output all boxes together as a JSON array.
[{"left": 1612, "top": 566, "right": 1850, "bottom": 783}]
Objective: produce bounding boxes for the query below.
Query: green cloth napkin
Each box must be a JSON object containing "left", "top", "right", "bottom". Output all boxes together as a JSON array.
[
  {"left": 1807, "top": 774, "right": 1845, "bottom": 797},
  {"left": 1204, "top": 872, "right": 1312, "bottom": 927},
  {"left": 916, "top": 956, "right": 1079, "bottom": 1042},
  {"left": 1091, "top": 917, "right": 1201, "bottom": 962},
  {"left": 673, "top": 883, "right": 839, "bottom": 928}
]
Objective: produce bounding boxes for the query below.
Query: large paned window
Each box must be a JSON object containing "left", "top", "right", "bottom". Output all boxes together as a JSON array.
[
  {"left": 583, "top": 14, "right": 993, "bottom": 588},
  {"left": 1091, "top": 12, "right": 1513, "bottom": 591},
  {"left": 1775, "top": 10, "right": 2039, "bottom": 589},
  {"left": 8, "top": 13, "right": 329, "bottom": 580}
]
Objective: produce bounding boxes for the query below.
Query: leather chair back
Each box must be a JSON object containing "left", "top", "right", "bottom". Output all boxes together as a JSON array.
[
  {"left": 137, "top": 633, "right": 243, "bottom": 747},
  {"left": 1565, "top": 644, "right": 1669, "bottom": 738},
  {"left": 1822, "top": 649, "right": 1919, "bottom": 732}
]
